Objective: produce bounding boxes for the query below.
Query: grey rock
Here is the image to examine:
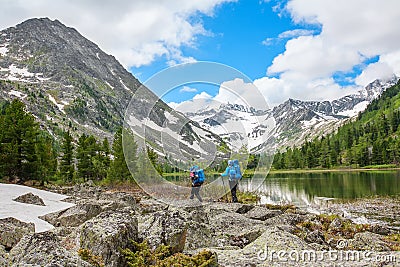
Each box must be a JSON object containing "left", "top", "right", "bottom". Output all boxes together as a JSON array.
[
  {"left": 304, "top": 230, "right": 326, "bottom": 245},
  {"left": 213, "top": 226, "right": 314, "bottom": 267},
  {"left": 264, "top": 213, "right": 306, "bottom": 226},
  {"left": 0, "top": 245, "right": 8, "bottom": 267},
  {"left": 40, "top": 201, "right": 103, "bottom": 227},
  {"left": 80, "top": 208, "right": 137, "bottom": 267},
  {"left": 245, "top": 206, "right": 283, "bottom": 221},
  {"left": 140, "top": 208, "right": 190, "bottom": 253},
  {"left": 9, "top": 232, "right": 91, "bottom": 267},
  {"left": 350, "top": 232, "right": 391, "bottom": 251},
  {"left": 236, "top": 204, "right": 254, "bottom": 214},
  {"left": 13, "top": 192, "right": 45, "bottom": 206},
  {"left": 0, "top": 217, "right": 35, "bottom": 249}
]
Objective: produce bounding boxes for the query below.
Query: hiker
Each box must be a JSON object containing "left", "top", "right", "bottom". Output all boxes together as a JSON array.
[
  {"left": 221, "top": 159, "right": 242, "bottom": 203},
  {"left": 189, "top": 166, "right": 205, "bottom": 202}
]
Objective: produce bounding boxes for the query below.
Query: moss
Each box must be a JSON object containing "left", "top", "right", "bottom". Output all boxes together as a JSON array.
[
  {"left": 384, "top": 234, "right": 400, "bottom": 251},
  {"left": 78, "top": 248, "right": 104, "bottom": 267},
  {"left": 237, "top": 191, "right": 260, "bottom": 204},
  {"left": 261, "top": 203, "right": 297, "bottom": 212},
  {"left": 121, "top": 240, "right": 218, "bottom": 267}
]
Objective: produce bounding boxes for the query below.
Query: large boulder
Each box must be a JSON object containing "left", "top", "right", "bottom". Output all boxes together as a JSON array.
[
  {"left": 80, "top": 208, "right": 137, "bottom": 267},
  {"left": 0, "top": 245, "right": 7, "bottom": 267},
  {"left": 213, "top": 225, "right": 314, "bottom": 267},
  {"left": 40, "top": 201, "right": 103, "bottom": 227},
  {"left": 9, "top": 232, "right": 91, "bottom": 267},
  {"left": 0, "top": 217, "right": 35, "bottom": 250},
  {"left": 140, "top": 208, "right": 190, "bottom": 253},
  {"left": 13, "top": 192, "right": 45, "bottom": 206}
]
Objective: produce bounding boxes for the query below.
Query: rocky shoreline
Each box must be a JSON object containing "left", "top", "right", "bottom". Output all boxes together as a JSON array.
[{"left": 0, "top": 182, "right": 399, "bottom": 266}]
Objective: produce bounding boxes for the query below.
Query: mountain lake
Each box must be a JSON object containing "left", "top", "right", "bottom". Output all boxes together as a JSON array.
[{"left": 165, "top": 170, "right": 400, "bottom": 207}]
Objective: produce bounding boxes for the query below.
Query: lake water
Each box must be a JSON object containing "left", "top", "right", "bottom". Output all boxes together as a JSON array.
[
  {"left": 241, "top": 170, "right": 400, "bottom": 207},
  {"left": 165, "top": 170, "right": 400, "bottom": 207}
]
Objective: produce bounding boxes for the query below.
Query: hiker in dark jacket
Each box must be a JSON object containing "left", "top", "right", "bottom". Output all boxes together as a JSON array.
[
  {"left": 221, "top": 159, "right": 242, "bottom": 203},
  {"left": 189, "top": 166, "right": 203, "bottom": 202}
]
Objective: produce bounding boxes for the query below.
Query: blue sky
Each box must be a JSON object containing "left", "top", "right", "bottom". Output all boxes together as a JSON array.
[
  {"left": 131, "top": 1, "right": 295, "bottom": 81},
  {"left": 1, "top": 0, "right": 399, "bottom": 107},
  {"left": 130, "top": 0, "right": 318, "bottom": 104}
]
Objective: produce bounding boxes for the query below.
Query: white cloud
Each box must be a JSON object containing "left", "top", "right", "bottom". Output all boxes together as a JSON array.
[
  {"left": 0, "top": 0, "right": 234, "bottom": 68},
  {"left": 258, "top": 0, "right": 400, "bottom": 105},
  {"left": 262, "top": 28, "right": 314, "bottom": 46},
  {"left": 214, "top": 78, "right": 269, "bottom": 110},
  {"left": 277, "top": 29, "right": 314, "bottom": 39},
  {"left": 168, "top": 91, "right": 213, "bottom": 113},
  {"left": 169, "top": 79, "right": 271, "bottom": 113},
  {"left": 355, "top": 61, "right": 394, "bottom": 86},
  {"left": 179, "top": 86, "right": 198, "bottom": 93}
]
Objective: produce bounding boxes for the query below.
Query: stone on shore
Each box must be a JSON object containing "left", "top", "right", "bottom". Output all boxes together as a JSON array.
[
  {"left": 13, "top": 192, "right": 45, "bottom": 206},
  {"left": 0, "top": 217, "right": 35, "bottom": 250},
  {"left": 9, "top": 232, "right": 91, "bottom": 267},
  {"left": 80, "top": 208, "right": 137, "bottom": 267}
]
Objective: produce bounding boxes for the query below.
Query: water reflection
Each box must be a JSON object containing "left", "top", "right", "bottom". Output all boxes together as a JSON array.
[
  {"left": 241, "top": 171, "right": 400, "bottom": 207},
  {"left": 164, "top": 171, "right": 400, "bottom": 207}
]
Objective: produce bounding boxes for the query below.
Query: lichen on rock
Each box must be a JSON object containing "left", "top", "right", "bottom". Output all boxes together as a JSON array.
[{"left": 13, "top": 192, "right": 45, "bottom": 206}]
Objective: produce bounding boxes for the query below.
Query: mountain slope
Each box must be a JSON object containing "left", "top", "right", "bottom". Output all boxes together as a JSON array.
[
  {"left": 179, "top": 77, "right": 398, "bottom": 152},
  {"left": 271, "top": 76, "right": 398, "bottom": 149},
  {"left": 0, "top": 18, "right": 224, "bottom": 161},
  {"left": 272, "top": 79, "right": 400, "bottom": 169}
]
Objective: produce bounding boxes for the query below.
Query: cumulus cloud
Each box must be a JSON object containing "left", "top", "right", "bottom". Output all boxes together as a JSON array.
[
  {"left": 0, "top": 0, "right": 234, "bottom": 68},
  {"left": 260, "top": 0, "right": 400, "bottom": 105},
  {"left": 170, "top": 78, "right": 270, "bottom": 113},
  {"left": 168, "top": 91, "right": 213, "bottom": 113}
]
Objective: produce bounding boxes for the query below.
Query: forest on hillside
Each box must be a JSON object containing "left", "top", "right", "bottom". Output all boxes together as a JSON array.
[
  {"left": 0, "top": 99, "right": 161, "bottom": 184},
  {"left": 273, "top": 81, "right": 400, "bottom": 170}
]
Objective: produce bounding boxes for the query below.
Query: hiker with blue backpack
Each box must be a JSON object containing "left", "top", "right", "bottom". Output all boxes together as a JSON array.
[
  {"left": 221, "top": 159, "right": 242, "bottom": 203},
  {"left": 189, "top": 165, "right": 205, "bottom": 202}
]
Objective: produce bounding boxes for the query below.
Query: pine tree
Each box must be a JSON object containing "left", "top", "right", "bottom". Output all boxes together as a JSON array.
[
  {"left": 76, "top": 134, "right": 98, "bottom": 181},
  {"left": 60, "top": 129, "right": 74, "bottom": 182},
  {"left": 107, "top": 128, "right": 137, "bottom": 182},
  {"left": 0, "top": 100, "right": 38, "bottom": 182},
  {"left": 92, "top": 138, "right": 111, "bottom": 181},
  {"left": 35, "top": 133, "right": 58, "bottom": 184}
]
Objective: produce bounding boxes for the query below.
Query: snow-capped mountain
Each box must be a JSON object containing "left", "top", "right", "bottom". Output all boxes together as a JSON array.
[
  {"left": 185, "top": 103, "right": 275, "bottom": 154},
  {"left": 272, "top": 76, "right": 399, "bottom": 148},
  {"left": 179, "top": 76, "right": 399, "bottom": 151},
  {"left": 0, "top": 18, "right": 224, "bottom": 162}
]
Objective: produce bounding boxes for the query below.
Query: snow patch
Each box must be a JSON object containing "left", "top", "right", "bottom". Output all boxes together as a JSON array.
[
  {"left": 105, "top": 81, "right": 114, "bottom": 90},
  {"left": 0, "top": 184, "right": 75, "bottom": 232},
  {"left": 48, "top": 94, "right": 66, "bottom": 114},
  {"left": 119, "top": 78, "right": 131, "bottom": 91},
  {"left": 0, "top": 43, "right": 8, "bottom": 56},
  {"left": 96, "top": 52, "right": 100, "bottom": 59},
  {"left": 8, "top": 90, "right": 27, "bottom": 99},
  {"left": 337, "top": 101, "right": 369, "bottom": 117}
]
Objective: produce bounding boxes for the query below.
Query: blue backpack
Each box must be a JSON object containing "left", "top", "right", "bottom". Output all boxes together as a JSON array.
[
  {"left": 190, "top": 166, "right": 205, "bottom": 184},
  {"left": 229, "top": 159, "right": 242, "bottom": 180}
]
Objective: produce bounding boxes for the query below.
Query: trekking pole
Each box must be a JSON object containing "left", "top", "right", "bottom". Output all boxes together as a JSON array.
[{"left": 221, "top": 176, "right": 229, "bottom": 202}]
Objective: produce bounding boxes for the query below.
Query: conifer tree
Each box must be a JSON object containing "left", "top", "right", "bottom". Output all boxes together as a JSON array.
[
  {"left": 0, "top": 99, "right": 38, "bottom": 182},
  {"left": 60, "top": 129, "right": 74, "bottom": 182},
  {"left": 107, "top": 127, "right": 137, "bottom": 182}
]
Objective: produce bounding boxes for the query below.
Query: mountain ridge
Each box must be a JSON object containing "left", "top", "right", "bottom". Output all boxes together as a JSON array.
[{"left": 0, "top": 18, "right": 225, "bottom": 163}]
